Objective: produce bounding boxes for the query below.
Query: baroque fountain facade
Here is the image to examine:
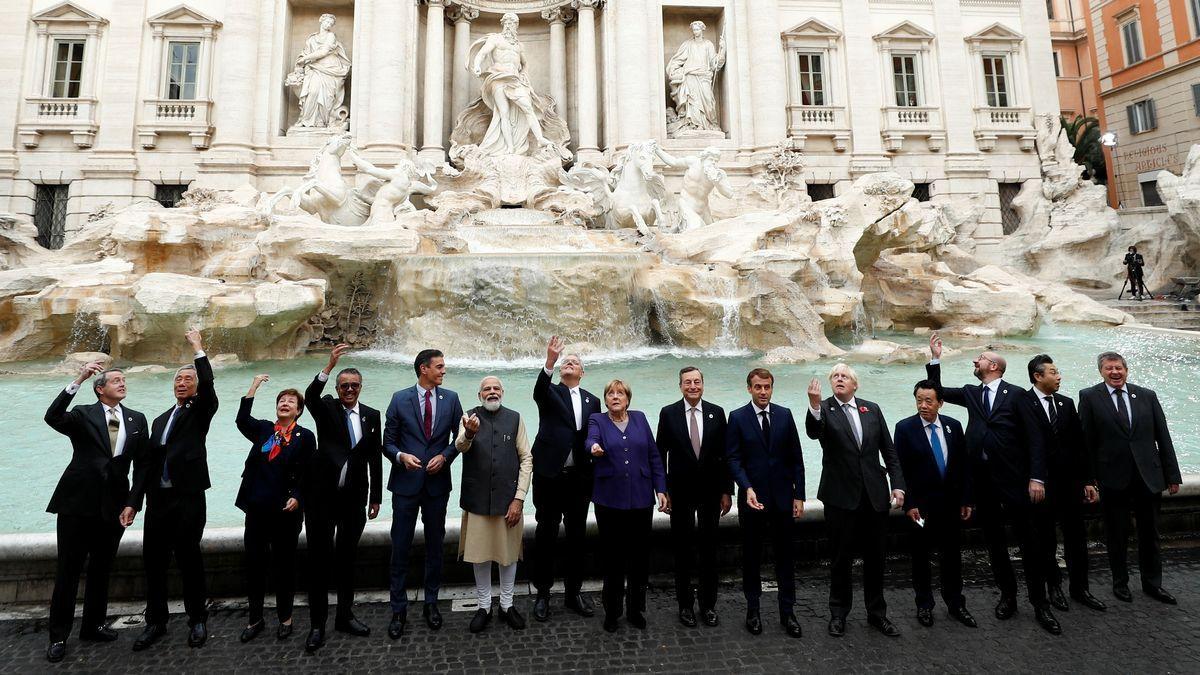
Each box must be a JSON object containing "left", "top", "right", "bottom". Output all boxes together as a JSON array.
[{"left": 1, "top": 0, "right": 1199, "bottom": 365}]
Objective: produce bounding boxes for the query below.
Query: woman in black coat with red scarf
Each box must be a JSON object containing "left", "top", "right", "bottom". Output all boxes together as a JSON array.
[{"left": 235, "top": 374, "right": 314, "bottom": 643}]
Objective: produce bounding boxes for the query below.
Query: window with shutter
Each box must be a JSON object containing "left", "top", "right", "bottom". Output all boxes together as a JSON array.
[{"left": 1193, "top": 83, "right": 1200, "bottom": 116}]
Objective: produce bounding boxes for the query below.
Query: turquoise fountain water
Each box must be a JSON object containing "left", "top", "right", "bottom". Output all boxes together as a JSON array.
[{"left": 2, "top": 325, "right": 1196, "bottom": 534}]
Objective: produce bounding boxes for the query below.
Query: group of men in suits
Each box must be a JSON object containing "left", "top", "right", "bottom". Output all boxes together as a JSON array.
[{"left": 43, "top": 329, "right": 1184, "bottom": 660}]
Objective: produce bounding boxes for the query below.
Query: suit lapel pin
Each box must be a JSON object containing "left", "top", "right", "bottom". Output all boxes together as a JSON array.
[
  {"left": 708, "top": 413, "right": 713, "bottom": 419},
  {"left": 1131, "top": 393, "right": 1137, "bottom": 399},
  {"left": 184, "top": 402, "right": 192, "bottom": 409},
  {"left": 585, "top": 397, "right": 591, "bottom": 404},
  {"left": 439, "top": 395, "right": 444, "bottom": 400},
  {"left": 127, "top": 416, "right": 133, "bottom": 421},
  {"left": 1057, "top": 401, "right": 1063, "bottom": 407},
  {"left": 1003, "top": 389, "right": 1008, "bottom": 395}
]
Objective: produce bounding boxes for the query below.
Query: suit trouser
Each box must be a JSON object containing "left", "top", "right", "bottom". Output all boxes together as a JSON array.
[
  {"left": 738, "top": 505, "right": 796, "bottom": 613},
  {"left": 243, "top": 506, "right": 302, "bottom": 625},
  {"left": 825, "top": 495, "right": 888, "bottom": 620},
  {"left": 389, "top": 488, "right": 448, "bottom": 614},
  {"left": 144, "top": 489, "right": 208, "bottom": 625},
  {"left": 972, "top": 464, "right": 1047, "bottom": 609},
  {"left": 669, "top": 489, "right": 721, "bottom": 611},
  {"left": 909, "top": 504, "right": 965, "bottom": 611},
  {"left": 1040, "top": 471, "right": 1091, "bottom": 593},
  {"left": 595, "top": 505, "right": 652, "bottom": 618},
  {"left": 1101, "top": 474, "right": 1162, "bottom": 589},
  {"left": 48, "top": 514, "right": 125, "bottom": 642},
  {"left": 306, "top": 489, "right": 368, "bottom": 626},
  {"left": 532, "top": 468, "right": 592, "bottom": 597}
]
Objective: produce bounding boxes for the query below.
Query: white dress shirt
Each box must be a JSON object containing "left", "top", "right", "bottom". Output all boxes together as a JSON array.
[
  {"left": 544, "top": 367, "right": 583, "bottom": 467},
  {"left": 980, "top": 379, "right": 1001, "bottom": 410},
  {"left": 1035, "top": 389, "right": 1057, "bottom": 423},
  {"left": 1105, "top": 383, "right": 1134, "bottom": 426},
  {"left": 417, "top": 385, "right": 438, "bottom": 429},
  {"left": 924, "top": 417, "right": 948, "bottom": 466}
]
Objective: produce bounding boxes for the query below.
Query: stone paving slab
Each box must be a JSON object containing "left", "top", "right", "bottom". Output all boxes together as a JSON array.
[{"left": 3, "top": 546, "right": 1199, "bottom": 674}]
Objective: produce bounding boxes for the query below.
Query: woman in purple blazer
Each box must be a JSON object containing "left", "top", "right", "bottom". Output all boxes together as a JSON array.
[{"left": 586, "top": 379, "right": 669, "bottom": 633}]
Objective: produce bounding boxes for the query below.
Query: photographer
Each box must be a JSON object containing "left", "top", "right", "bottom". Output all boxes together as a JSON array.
[{"left": 1123, "top": 246, "right": 1147, "bottom": 300}]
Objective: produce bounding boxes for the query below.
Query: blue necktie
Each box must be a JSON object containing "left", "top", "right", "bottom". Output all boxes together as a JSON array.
[
  {"left": 346, "top": 408, "right": 358, "bottom": 447},
  {"left": 928, "top": 423, "right": 946, "bottom": 477},
  {"left": 982, "top": 386, "right": 991, "bottom": 413}
]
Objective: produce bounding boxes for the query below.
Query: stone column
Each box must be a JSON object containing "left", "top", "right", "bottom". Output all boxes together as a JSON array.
[
  {"left": 839, "top": 0, "right": 885, "bottom": 162},
  {"left": 931, "top": 0, "right": 976, "bottom": 156},
  {"left": 542, "top": 7, "right": 571, "bottom": 116},
  {"left": 744, "top": 0, "right": 788, "bottom": 150},
  {"left": 573, "top": 0, "right": 603, "bottom": 164},
  {"left": 206, "top": 0, "right": 260, "bottom": 155},
  {"left": 365, "top": 0, "right": 418, "bottom": 152},
  {"left": 420, "top": 0, "right": 447, "bottom": 162},
  {"left": 610, "top": 0, "right": 652, "bottom": 147},
  {"left": 448, "top": 3, "right": 479, "bottom": 125}
]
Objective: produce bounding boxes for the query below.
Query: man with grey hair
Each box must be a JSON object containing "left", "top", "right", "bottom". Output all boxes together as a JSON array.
[
  {"left": 43, "top": 361, "right": 151, "bottom": 663},
  {"left": 1078, "top": 351, "right": 1182, "bottom": 605},
  {"left": 134, "top": 328, "right": 219, "bottom": 652},
  {"left": 531, "top": 336, "right": 601, "bottom": 622},
  {"left": 456, "top": 376, "right": 532, "bottom": 633}
]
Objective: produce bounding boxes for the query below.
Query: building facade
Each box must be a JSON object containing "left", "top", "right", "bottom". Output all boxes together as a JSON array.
[
  {"left": 1, "top": 0, "right": 1060, "bottom": 253},
  {"left": 1085, "top": 0, "right": 1200, "bottom": 207},
  {"left": 1049, "top": 0, "right": 1099, "bottom": 118}
]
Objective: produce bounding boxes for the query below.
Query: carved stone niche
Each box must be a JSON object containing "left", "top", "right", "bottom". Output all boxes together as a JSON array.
[
  {"left": 282, "top": 1, "right": 354, "bottom": 136},
  {"left": 662, "top": 6, "right": 728, "bottom": 140}
]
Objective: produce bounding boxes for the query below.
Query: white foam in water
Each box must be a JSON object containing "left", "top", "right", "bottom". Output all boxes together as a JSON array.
[{"left": 355, "top": 344, "right": 754, "bottom": 371}]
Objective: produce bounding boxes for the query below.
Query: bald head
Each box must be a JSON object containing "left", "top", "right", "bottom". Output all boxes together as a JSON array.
[{"left": 972, "top": 350, "right": 1006, "bottom": 383}]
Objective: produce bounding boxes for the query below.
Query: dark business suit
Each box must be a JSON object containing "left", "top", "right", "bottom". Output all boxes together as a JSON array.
[
  {"left": 304, "top": 375, "right": 383, "bottom": 627},
  {"left": 926, "top": 362, "right": 1049, "bottom": 608},
  {"left": 1022, "top": 388, "right": 1092, "bottom": 595},
  {"left": 1078, "top": 382, "right": 1181, "bottom": 590},
  {"left": 144, "top": 354, "right": 219, "bottom": 626},
  {"left": 656, "top": 399, "right": 730, "bottom": 613},
  {"left": 530, "top": 367, "right": 601, "bottom": 598},
  {"left": 806, "top": 397, "right": 904, "bottom": 620},
  {"left": 587, "top": 411, "right": 667, "bottom": 618},
  {"left": 234, "top": 397, "right": 311, "bottom": 626},
  {"left": 726, "top": 402, "right": 805, "bottom": 613},
  {"left": 44, "top": 387, "right": 150, "bottom": 643},
  {"left": 382, "top": 385, "right": 463, "bottom": 614},
  {"left": 894, "top": 414, "right": 971, "bottom": 611}
]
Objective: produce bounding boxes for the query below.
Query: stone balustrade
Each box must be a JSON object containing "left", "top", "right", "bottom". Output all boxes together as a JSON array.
[
  {"left": 973, "top": 105, "right": 1036, "bottom": 152},
  {"left": 137, "top": 98, "right": 214, "bottom": 149},
  {"left": 786, "top": 105, "right": 851, "bottom": 152},
  {"left": 880, "top": 105, "right": 945, "bottom": 152},
  {"left": 17, "top": 96, "right": 99, "bottom": 149}
]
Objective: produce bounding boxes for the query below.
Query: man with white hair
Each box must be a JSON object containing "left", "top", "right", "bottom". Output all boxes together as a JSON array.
[
  {"left": 456, "top": 376, "right": 533, "bottom": 633},
  {"left": 806, "top": 363, "right": 905, "bottom": 638}
]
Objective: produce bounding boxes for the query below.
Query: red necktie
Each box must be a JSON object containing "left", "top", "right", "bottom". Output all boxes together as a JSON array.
[{"left": 423, "top": 389, "right": 433, "bottom": 440}]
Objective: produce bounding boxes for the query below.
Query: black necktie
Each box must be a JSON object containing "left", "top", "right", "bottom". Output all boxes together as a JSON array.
[
  {"left": 982, "top": 386, "right": 991, "bottom": 413},
  {"left": 1113, "top": 388, "right": 1131, "bottom": 430},
  {"left": 1044, "top": 395, "right": 1058, "bottom": 427},
  {"left": 759, "top": 410, "right": 771, "bottom": 442}
]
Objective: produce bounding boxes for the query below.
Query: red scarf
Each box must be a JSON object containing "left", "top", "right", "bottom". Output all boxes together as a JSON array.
[{"left": 262, "top": 421, "right": 296, "bottom": 462}]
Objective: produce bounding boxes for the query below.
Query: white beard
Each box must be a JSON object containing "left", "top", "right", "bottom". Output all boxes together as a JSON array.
[{"left": 482, "top": 399, "right": 502, "bottom": 412}]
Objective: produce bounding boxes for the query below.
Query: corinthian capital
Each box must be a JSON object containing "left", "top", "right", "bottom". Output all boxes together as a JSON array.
[
  {"left": 541, "top": 7, "right": 575, "bottom": 24},
  {"left": 445, "top": 3, "right": 479, "bottom": 23},
  {"left": 572, "top": 0, "right": 605, "bottom": 10}
]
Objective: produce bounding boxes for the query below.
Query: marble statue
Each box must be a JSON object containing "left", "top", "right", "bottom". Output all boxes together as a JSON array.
[
  {"left": 286, "top": 13, "right": 351, "bottom": 133},
  {"left": 450, "top": 12, "right": 570, "bottom": 161},
  {"left": 263, "top": 133, "right": 372, "bottom": 225},
  {"left": 654, "top": 146, "right": 734, "bottom": 231},
  {"left": 666, "top": 21, "right": 727, "bottom": 137},
  {"left": 559, "top": 140, "right": 673, "bottom": 234},
  {"left": 346, "top": 149, "right": 438, "bottom": 224}
]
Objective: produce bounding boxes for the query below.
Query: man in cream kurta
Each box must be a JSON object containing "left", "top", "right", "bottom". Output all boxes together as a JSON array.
[{"left": 456, "top": 376, "right": 532, "bottom": 632}]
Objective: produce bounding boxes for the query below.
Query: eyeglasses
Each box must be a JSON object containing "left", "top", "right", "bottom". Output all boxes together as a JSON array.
[{"left": 337, "top": 383, "right": 362, "bottom": 391}]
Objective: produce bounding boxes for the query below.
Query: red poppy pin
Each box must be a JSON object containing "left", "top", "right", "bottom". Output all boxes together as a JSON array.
[{"left": 858, "top": 405, "right": 869, "bottom": 413}]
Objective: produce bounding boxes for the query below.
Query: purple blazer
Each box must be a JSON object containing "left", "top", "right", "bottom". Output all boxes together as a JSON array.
[{"left": 586, "top": 410, "right": 667, "bottom": 510}]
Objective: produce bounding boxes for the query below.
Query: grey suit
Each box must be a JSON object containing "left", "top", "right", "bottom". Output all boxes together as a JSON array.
[{"left": 1078, "top": 381, "right": 1181, "bottom": 589}]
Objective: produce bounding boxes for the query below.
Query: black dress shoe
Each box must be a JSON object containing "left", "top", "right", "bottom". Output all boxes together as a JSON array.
[
  {"left": 917, "top": 608, "right": 934, "bottom": 627},
  {"left": 1143, "top": 586, "right": 1178, "bottom": 605},
  {"left": 828, "top": 616, "right": 846, "bottom": 637},
  {"left": 277, "top": 623, "right": 293, "bottom": 640},
  {"left": 602, "top": 615, "right": 619, "bottom": 633},
  {"left": 678, "top": 607, "right": 697, "bottom": 628},
  {"left": 334, "top": 616, "right": 371, "bottom": 637},
  {"left": 781, "top": 612, "right": 802, "bottom": 638},
  {"left": 499, "top": 606, "right": 526, "bottom": 630},
  {"left": 745, "top": 610, "right": 763, "bottom": 635},
  {"left": 994, "top": 596, "right": 1017, "bottom": 620},
  {"left": 187, "top": 622, "right": 207, "bottom": 648},
  {"left": 627, "top": 611, "right": 647, "bottom": 630},
  {"left": 1048, "top": 585, "right": 1070, "bottom": 611},
  {"left": 533, "top": 596, "right": 550, "bottom": 622},
  {"left": 469, "top": 608, "right": 492, "bottom": 634},
  {"left": 80, "top": 625, "right": 119, "bottom": 642},
  {"left": 700, "top": 609, "right": 719, "bottom": 627},
  {"left": 239, "top": 620, "right": 265, "bottom": 643},
  {"left": 1070, "top": 590, "right": 1107, "bottom": 612},
  {"left": 1113, "top": 585, "right": 1133, "bottom": 603},
  {"left": 868, "top": 615, "right": 900, "bottom": 637},
  {"left": 1035, "top": 607, "right": 1062, "bottom": 635},
  {"left": 46, "top": 641, "right": 66, "bottom": 663},
  {"left": 565, "top": 593, "right": 595, "bottom": 618},
  {"left": 423, "top": 604, "right": 443, "bottom": 631},
  {"left": 949, "top": 606, "right": 977, "bottom": 628},
  {"left": 305, "top": 627, "right": 325, "bottom": 653},
  {"left": 388, "top": 612, "right": 406, "bottom": 640},
  {"left": 132, "top": 623, "right": 166, "bottom": 651}
]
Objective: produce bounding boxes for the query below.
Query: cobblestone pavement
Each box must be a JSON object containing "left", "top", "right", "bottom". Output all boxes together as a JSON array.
[{"left": 3, "top": 545, "right": 1199, "bottom": 674}]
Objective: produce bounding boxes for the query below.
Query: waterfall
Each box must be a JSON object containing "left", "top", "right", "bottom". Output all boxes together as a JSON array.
[
  {"left": 851, "top": 300, "right": 875, "bottom": 344},
  {"left": 66, "top": 311, "right": 108, "bottom": 354},
  {"left": 694, "top": 273, "right": 743, "bottom": 353},
  {"left": 648, "top": 289, "right": 676, "bottom": 347}
]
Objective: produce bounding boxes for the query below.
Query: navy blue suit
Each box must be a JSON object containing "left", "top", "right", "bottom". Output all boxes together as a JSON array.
[
  {"left": 894, "top": 413, "right": 971, "bottom": 611},
  {"left": 726, "top": 402, "right": 805, "bottom": 613},
  {"left": 382, "top": 385, "right": 464, "bottom": 614}
]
